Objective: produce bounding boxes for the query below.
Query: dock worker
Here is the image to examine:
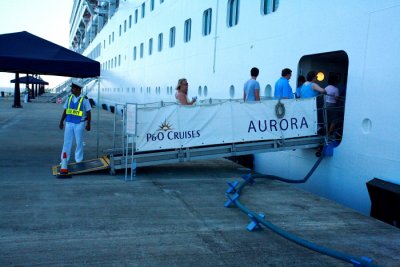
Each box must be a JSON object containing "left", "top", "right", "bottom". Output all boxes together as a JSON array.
[
  {"left": 59, "top": 81, "right": 91, "bottom": 163},
  {"left": 274, "top": 68, "right": 294, "bottom": 99}
]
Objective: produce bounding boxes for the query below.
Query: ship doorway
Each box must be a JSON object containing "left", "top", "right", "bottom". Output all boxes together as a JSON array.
[{"left": 298, "top": 51, "right": 349, "bottom": 144}]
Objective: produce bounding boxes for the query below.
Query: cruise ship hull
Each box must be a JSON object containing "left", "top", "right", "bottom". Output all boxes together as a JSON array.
[{"left": 70, "top": 0, "right": 400, "bottom": 216}]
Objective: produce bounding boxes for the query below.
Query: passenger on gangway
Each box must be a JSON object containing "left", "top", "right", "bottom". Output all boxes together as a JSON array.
[
  {"left": 175, "top": 78, "right": 197, "bottom": 105},
  {"left": 300, "top": 71, "right": 327, "bottom": 135},
  {"left": 243, "top": 67, "right": 260, "bottom": 101},
  {"left": 274, "top": 68, "right": 294, "bottom": 99},
  {"left": 299, "top": 71, "right": 326, "bottom": 98},
  {"left": 325, "top": 75, "right": 340, "bottom": 136},
  {"left": 295, "top": 75, "right": 306, "bottom": 98}
]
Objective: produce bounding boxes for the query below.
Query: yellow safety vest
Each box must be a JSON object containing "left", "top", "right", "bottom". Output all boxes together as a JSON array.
[{"left": 66, "top": 95, "right": 84, "bottom": 117}]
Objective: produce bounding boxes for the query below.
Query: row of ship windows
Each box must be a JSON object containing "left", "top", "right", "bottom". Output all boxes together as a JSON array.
[
  {"left": 100, "top": 84, "right": 274, "bottom": 99},
  {"left": 105, "top": 0, "right": 279, "bottom": 49},
  {"left": 100, "top": 0, "right": 279, "bottom": 69},
  {"left": 100, "top": 86, "right": 209, "bottom": 96},
  {"left": 110, "top": 0, "right": 278, "bottom": 47}
]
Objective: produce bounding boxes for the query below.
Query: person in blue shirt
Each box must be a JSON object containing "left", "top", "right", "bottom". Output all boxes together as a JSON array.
[
  {"left": 300, "top": 71, "right": 326, "bottom": 98},
  {"left": 295, "top": 75, "right": 306, "bottom": 98},
  {"left": 243, "top": 67, "right": 260, "bottom": 101},
  {"left": 274, "top": 68, "right": 294, "bottom": 99}
]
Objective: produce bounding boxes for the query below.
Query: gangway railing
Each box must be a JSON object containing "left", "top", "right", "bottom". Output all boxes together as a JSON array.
[
  {"left": 49, "top": 77, "right": 98, "bottom": 103},
  {"left": 106, "top": 135, "right": 324, "bottom": 177},
  {"left": 104, "top": 98, "right": 329, "bottom": 179}
]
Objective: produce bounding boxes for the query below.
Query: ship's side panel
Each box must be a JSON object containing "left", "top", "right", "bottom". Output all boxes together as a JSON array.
[
  {"left": 76, "top": 0, "right": 400, "bottom": 215},
  {"left": 255, "top": 2, "right": 400, "bottom": 214}
]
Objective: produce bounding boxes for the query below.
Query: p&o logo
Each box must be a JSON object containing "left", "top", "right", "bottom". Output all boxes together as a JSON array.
[{"left": 146, "top": 119, "right": 200, "bottom": 142}]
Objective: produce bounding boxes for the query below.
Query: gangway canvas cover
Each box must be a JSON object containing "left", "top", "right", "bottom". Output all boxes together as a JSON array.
[{"left": 126, "top": 98, "right": 317, "bottom": 152}]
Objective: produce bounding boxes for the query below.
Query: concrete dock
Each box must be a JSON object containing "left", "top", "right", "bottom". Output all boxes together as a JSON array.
[{"left": 1, "top": 95, "right": 399, "bottom": 266}]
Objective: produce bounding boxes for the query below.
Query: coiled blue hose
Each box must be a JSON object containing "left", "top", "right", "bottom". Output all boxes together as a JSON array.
[{"left": 226, "top": 152, "right": 377, "bottom": 267}]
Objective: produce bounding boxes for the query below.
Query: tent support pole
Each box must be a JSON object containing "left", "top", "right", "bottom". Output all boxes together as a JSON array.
[{"left": 96, "top": 77, "right": 100, "bottom": 158}]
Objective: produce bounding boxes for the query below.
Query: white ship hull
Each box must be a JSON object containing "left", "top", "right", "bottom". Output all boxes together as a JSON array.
[{"left": 71, "top": 0, "right": 400, "bottom": 215}]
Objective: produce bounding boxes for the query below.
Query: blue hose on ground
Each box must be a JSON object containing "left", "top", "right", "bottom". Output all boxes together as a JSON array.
[
  {"left": 251, "top": 152, "right": 325, "bottom": 183},
  {"left": 226, "top": 151, "right": 377, "bottom": 267}
]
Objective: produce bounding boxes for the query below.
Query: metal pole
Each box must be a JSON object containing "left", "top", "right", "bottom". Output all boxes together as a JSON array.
[{"left": 96, "top": 77, "right": 100, "bottom": 158}]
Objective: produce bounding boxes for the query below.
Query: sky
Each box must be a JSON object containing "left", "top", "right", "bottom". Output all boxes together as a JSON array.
[{"left": 0, "top": 0, "right": 73, "bottom": 89}]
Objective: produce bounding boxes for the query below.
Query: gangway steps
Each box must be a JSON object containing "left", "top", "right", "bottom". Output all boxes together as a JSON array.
[{"left": 107, "top": 136, "right": 325, "bottom": 173}]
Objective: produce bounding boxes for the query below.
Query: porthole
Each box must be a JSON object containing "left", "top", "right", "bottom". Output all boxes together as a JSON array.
[
  {"left": 265, "top": 84, "right": 272, "bottom": 99},
  {"left": 362, "top": 118, "right": 372, "bottom": 134},
  {"left": 229, "top": 85, "right": 235, "bottom": 98}
]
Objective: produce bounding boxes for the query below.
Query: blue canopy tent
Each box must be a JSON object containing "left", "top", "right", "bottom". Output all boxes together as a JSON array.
[
  {"left": 10, "top": 75, "right": 49, "bottom": 101},
  {"left": 0, "top": 31, "right": 100, "bottom": 107},
  {"left": 10, "top": 76, "right": 49, "bottom": 85}
]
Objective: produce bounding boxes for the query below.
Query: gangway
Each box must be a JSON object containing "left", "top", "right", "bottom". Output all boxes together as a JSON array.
[
  {"left": 106, "top": 98, "right": 328, "bottom": 179},
  {"left": 107, "top": 136, "right": 324, "bottom": 175},
  {"left": 52, "top": 98, "right": 329, "bottom": 178}
]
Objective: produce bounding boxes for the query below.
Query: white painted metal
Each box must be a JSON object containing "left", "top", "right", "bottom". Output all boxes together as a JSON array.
[{"left": 70, "top": 0, "right": 400, "bottom": 215}]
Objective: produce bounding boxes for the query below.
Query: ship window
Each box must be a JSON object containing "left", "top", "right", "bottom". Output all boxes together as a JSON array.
[
  {"left": 160, "top": 0, "right": 164, "bottom": 3},
  {"left": 109, "top": 35, "right": 111, "bottom": 44},
  {"left": 264, "top": 84, "right": 272, "bottom": 99},
  {"left": 204, "top": 86, "right": 208, "bottom": 97},
  {"left": 227, "top": 0, "right": 240, "bottom": 27},
  {"left": 184, "top": 19, "right": 192, "bottom": 43},
  {"left": 141, "top": 3, "right": 145, "bottom": 18},
  {"left": 198, "top": 86, "right": 202, "bottom": 96},
  {"left": 150, "top": 0, "right": 155, "bottom": 11},
  {"left": 229, "top": 85, "right": 235, "bottom": 98},
  {"left": 140, "top": 43, "right": 144, "bottom": 58},
  {"left": 203, "top": 8, "right": 212, "bottom": 36},
  {"left": 149, "top": 38, "right": 153, "bottom": 55},
  {"left": 261, "top": 0, "right": 279, "bottom": 15},
  {"left": 135, "top": 9, "right": 138, "bottom": 24},
  {"left": 103, "top": 40, "right": 106, "bottom": 49},
  {"left": 119, "top": 25, "right": 122, "bottom": 36},
  {"left": 169, "top": 27, "right": 176, "bottom": 48},
  {"left": 129, "top": 15, "right": 132, "bottom": 28},
  {"left": 112, "top": 32, "right": 115, "bottom": 42},
  {"left": 118, "top": 55, "right": 121, "bottom": 66},
  {"left": 133, "top": 46, "right": 137, "bottom": 61},
  {"left": 158, "top": 33, "right": 163, "bottom": 52},
  {"left": 124, "top": 20, "right": 127, "bottom": 32}
]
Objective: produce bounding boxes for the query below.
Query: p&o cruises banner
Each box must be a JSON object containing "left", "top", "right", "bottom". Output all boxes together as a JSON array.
[{"left": 127, "top": 98, "right": 317, "bottom": 152}]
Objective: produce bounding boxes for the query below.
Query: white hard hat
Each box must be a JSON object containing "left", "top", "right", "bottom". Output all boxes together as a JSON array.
[{"left": 71, "top": 80, "right": 83, "bottom": 89}]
